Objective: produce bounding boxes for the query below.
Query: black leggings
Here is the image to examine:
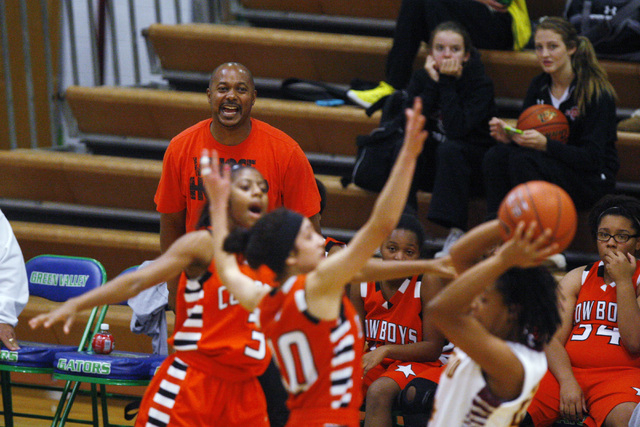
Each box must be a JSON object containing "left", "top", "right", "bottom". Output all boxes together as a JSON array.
[{"left": 482, "top": 143, "right": 614, "bottom": 218}]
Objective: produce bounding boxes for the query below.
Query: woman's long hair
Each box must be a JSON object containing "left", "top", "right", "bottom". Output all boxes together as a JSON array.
[{"left": 536, "top": 16, "right": 616, "bottom": 115}]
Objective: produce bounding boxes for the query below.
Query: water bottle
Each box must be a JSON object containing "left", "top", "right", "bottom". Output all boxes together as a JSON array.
[{"left": 91, "top": 323, "right": 115, "bottom": 354}]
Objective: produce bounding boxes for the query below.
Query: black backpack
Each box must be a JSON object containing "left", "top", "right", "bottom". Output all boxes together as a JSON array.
[
  {"left": 564, "top": 0, "right": 640, "bottom": 61},
  {"left": 343, "top": 90, "right": 409, "bottom": 192}
]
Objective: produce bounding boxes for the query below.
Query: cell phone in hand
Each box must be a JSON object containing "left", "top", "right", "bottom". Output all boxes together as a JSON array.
[{"left": 504, "top": 125, "right": 523, "bottom": 136}]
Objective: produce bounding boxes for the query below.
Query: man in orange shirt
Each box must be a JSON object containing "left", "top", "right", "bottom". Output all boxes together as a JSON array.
[
  {"left": 154, "top": 62, "right": 320, "bottom": 427},
  {"left": 155, "top": 62, "right": 321, "bottom": 306}
]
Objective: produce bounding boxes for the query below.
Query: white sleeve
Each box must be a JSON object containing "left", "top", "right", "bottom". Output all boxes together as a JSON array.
[
  {"left": 508, "top": 342, "right": 548, "bottom": 400},
  {"left": 0, "top": 210, "right": 29, "bottom": 327}
]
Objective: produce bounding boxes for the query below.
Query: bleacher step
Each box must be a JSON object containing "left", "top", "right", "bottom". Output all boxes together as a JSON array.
[{"left": 143, "top": 23, "right": 640, "bottom": 110}]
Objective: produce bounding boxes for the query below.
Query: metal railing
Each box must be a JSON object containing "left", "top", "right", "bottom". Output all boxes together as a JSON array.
[{"left": 0, "top": 0, "right": 226, "bottom": 151}]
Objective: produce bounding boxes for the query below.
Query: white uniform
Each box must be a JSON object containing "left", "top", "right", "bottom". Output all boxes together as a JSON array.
[
  {"left": 0, "top": 209, "right": 28, "bottom": 328},
  {"left": 428, "top": 342, "right": 546, "bottom": 427}
]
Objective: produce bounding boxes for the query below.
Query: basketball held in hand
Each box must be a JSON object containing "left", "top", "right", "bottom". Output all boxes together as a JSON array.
[
  {"left": 498, "top": 181, "right": 577, "bottom": 253},
  {"left": 517, "top": 104, "right": 569, "bottom": 143}
]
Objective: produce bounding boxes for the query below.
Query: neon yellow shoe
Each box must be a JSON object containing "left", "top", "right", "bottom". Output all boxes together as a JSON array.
[{"left": 347, "top": 81, "right": 395, "bottom": 109}]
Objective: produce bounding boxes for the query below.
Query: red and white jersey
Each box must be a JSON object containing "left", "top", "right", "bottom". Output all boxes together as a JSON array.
[
  {"left": 565, "top": 260, "right": 640, "bottom": 369},
  {"left": 168, "top": 260, "right": 271, "bottom": 380},
  {"left": 324, "top": 236, "right": 346, "bottom": 256},
  {"left": 360, "top": 276, "right": 423, "bottom": 350},
  {"left": 258, "top": 275, "right": 364, "bottom": 415}
]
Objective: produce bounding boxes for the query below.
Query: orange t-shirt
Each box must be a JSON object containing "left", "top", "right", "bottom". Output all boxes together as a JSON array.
[{"left": 155, "top": 118, "right": 320, "bottom": 232}]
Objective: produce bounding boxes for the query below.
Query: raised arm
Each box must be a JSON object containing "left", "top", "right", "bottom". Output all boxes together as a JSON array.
[
  {"left": 351, "top": 256, "right": 456, "bottom": 284},
  {"left": 201, "top": 151, "right": 270, "bottom": 312},
  {"left": 306, "top": 98, "right": 428, "bottom": 300},
  {"left": 448, "top": 219, "right": 502, "bottom": 273},
  {"left": 29, "top": 231, "right": 210, "bottom": 333},
  {"left": 427, "top": 222, "right": 556, "bottom": 401}
]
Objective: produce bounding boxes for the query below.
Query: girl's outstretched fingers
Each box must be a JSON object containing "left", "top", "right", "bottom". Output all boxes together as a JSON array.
[
  {"left": 29, "top": 308, "right": 76, "bottom": 335},
  {"left": 62, "top": 316, "right": 76, "bottom": 334},
  {"left": 200, "top": 149, "right": 212, "bottom": 177},
  {"left": 404, "top": 97, "right": 428, "bottom": 155}
]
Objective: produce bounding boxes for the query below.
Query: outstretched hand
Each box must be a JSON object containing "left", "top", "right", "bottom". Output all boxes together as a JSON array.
[
  {"left": 403, "top": 97, "right": 428, "bottom": 158},
  {"left": 496, "top": 221, "right": 558, "bottom": 268},
  {"left": 29, "top": 300, "right": 78, "bottom": 334},
  {"left": 200, "top": 149, "right": 231, "bottom": 213},
  {"left": 425, "top": 256, "right": 457, "bottom": 279}
]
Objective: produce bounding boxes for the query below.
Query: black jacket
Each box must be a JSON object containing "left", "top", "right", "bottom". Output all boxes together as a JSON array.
[
  {"left": 402, "top": 48, "right": 497, "bottom": 147},
  {"left": 522, "top": 73, "right": 619, "bottom": 180}
]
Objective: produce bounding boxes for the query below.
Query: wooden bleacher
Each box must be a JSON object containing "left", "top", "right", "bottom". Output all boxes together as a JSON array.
[
  {"left": 144, "top": 23, "right": 406, "bottom": 86},
  {"left": 9, "top": 5, "right": 640, "bottom": 280},
  {"left": 238, "top": 0, "right": 565, "bottom": 22},
  {"left": 238, "top": 0, "right": 402, "bottom": 21},
  {"left": 66, "top": 86, "right": 640, "bottom": 168},
  {"left": 0, "top": 149, "right": 161, "bottom": 277},
  {"left": 64, "top": 85, "right": 379, "bottom": 157},
  {"left": 143, "top": 23, "right": 640, "bottom": 111},
  {"left": 9, "top": 2, "right": 634, "bottom": 365},
  {"left": 60, "top": 83, "right": 640, "bottom": 254},
  {"left": 7, "top": 142, "right": 638, "bottom": 263}
]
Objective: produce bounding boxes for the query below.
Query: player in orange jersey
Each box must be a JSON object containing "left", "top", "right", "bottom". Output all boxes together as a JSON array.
[
  {"left": 352, "top": 213, "right": 450, "bottom": 427},
  {"left": 202, "top": 97, "right": 430, "bottom": 426},
  {"left": 525, "top": 194, "right": 640, "bottom": 427},
  {"left": 30, "top": 165, "right": 273, "bottom": 427}
]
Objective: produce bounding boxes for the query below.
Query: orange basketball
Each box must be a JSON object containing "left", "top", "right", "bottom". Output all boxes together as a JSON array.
[
  {"left": 517, "top": 104, "right": 569, "bottom": 143},
  {"left": 498, "top": 181, "right": 577, "bottom": 253}
]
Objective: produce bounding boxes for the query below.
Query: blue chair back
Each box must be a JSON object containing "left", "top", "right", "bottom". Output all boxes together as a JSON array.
[{"left": 26, "top": 255, "right": 106, "bottom": 302}]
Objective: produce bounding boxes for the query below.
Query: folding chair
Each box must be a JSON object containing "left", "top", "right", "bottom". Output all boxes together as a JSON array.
[
  {"left": 0, "top": 254, "right": 106, "bottom": 427},
  {"left": 51, "top": 265, "right": 165, "bottom": 427}
]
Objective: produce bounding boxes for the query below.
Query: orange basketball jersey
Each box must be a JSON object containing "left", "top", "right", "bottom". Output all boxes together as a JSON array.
[
  {"left": 565, "top": 260, "right": 640, "bottom": 369},
  {"left": 168, "top": 260, "right": 272, "bottom": 379},
  {"left": 258, "top": 275, "right": 364, "bottom": 424},
  {"left": 360, "top": 276, "right": 423, "bottom": 350}
]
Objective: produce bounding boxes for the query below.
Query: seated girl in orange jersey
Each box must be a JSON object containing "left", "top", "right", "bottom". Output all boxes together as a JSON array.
[
  {"left": 201, "top": 98, "right": 430, "bottom": 427},
  {"left": 523, "top": 194, "right": 640, "bottom": 427},
  {"left": 30, "top": 165, "right": 274, "bottom": 426},
  {"left": 351, "top": 213, "right": 452, "bottom": 427}
]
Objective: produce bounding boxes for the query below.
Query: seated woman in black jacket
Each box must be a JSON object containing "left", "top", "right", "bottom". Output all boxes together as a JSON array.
[
  {"left": 484, "top": 16, "right": 618, "bottom": 219},
  {"left": 393, "top": 20, "right": 496, "bottom": 256}
]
